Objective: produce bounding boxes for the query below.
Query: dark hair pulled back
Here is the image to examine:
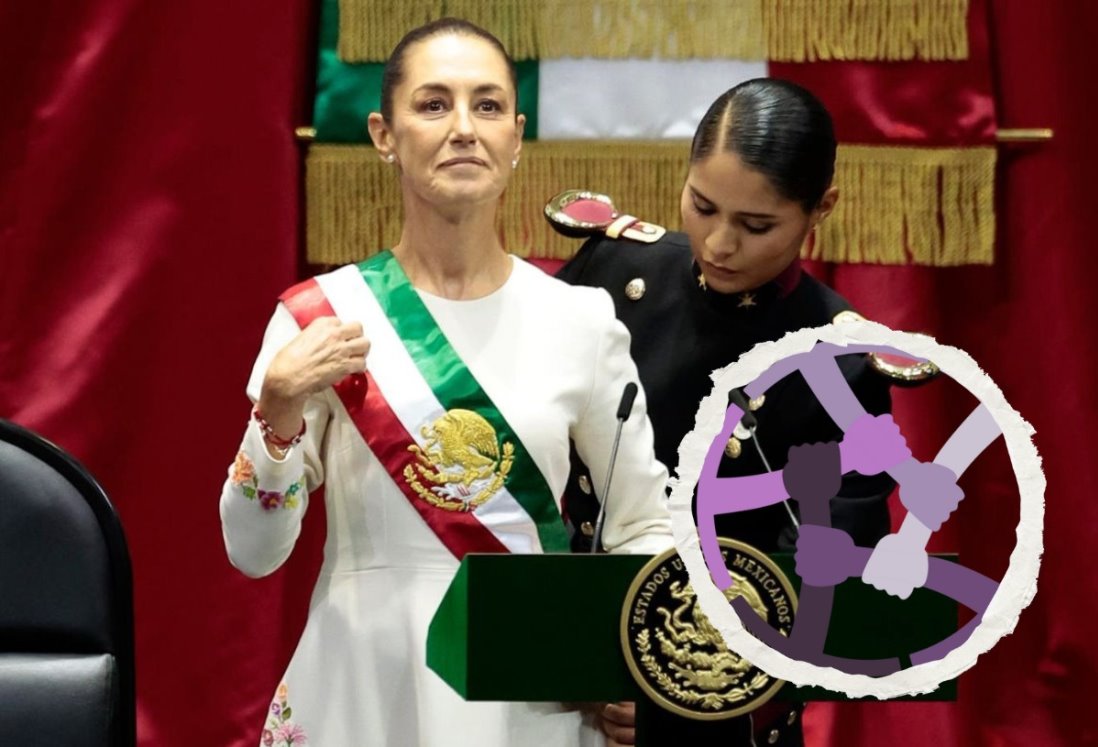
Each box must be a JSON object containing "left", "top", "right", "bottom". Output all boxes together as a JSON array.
[
  {"left": 379, "top": 17, "right": 518, "bottom": 123},
  {"left": 690, "top": 78, "right": 836, "bottom": 212}
]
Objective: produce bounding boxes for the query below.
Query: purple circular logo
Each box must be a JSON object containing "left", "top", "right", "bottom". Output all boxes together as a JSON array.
[{"left": 671, "top": 321, "right": 1043, "bottom": 697}]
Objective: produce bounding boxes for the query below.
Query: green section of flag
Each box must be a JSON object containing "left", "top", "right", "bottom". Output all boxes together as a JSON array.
[
  {"left": 314, "top": 0, "right": 381, "bottom": 142},
  {"left": 314, "top": 0, "right": 539, "bottom": 143},
  {"left": 516, "top": 59, "right": 538, "bottom": 139}
]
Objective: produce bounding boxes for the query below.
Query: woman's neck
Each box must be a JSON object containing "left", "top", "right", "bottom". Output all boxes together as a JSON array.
[{"left": 392, "top": 198, "right": 511, "bottom": 300}]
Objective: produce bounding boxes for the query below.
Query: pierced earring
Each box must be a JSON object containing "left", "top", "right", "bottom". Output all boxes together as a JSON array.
[
  {"left": 384, "top": 154, "right": 396, "bottom": 163},
  {"left": 511, "top": 159, "right": 519, "bottom": 170}
]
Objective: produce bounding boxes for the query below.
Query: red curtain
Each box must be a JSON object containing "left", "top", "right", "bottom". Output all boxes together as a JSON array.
[
  {"left": 798, "top": 2, "right": 1098, "bottom": 745},
  {"left": 1, "top": 2, "right": 1094, "bottom": 745},
  {"left": 0, "top": 2, "right": 320, "bottom": 744}
]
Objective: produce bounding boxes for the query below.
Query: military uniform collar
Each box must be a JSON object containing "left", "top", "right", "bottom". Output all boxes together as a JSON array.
[{"left": 692, "top": 259, "right": 803, "bottom": 311}]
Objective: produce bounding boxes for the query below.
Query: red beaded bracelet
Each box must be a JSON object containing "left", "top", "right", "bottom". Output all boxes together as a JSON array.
[{"left": 253, "top": 408, "right": 306, "bottom": 449}]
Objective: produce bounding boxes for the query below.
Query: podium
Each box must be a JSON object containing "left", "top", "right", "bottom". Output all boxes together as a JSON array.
[{"left": 428, "top": 553, "right": 957, "bottom": 744}]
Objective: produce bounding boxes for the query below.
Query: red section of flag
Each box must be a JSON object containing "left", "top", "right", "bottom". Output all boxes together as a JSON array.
[
  {"left": 280, "top": 279, "right": 509, "bottom": 559},
  {"left": 771, "top": 0, "right": 996, "bottom": 146}
]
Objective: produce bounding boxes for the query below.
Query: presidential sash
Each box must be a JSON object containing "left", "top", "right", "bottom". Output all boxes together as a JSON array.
[{"left": 279, "top": 251, "right": 570, "bottom": 559}]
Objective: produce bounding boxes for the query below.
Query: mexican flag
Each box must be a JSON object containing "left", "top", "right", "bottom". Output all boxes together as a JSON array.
[{"left": 307, "top": 0, "right": 995, "bottom": 266}]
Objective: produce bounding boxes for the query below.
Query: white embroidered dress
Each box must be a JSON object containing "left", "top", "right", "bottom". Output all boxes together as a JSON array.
[{"left": 220, "top": 257, "right": 672, "bottom": 746}]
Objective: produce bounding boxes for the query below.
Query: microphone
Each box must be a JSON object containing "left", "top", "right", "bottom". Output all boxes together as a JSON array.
[
  {"left": 729, "top": 388, "right": 758, "bottom": 431},
  {"left": 728, "top": 388, "right": 799, "bottom": 530},
  {"left": 617, "top": 382, "right": 638, "bottom": 419},
  {"left": 589, "top": 383, "right": 639, "bottom": 554}
]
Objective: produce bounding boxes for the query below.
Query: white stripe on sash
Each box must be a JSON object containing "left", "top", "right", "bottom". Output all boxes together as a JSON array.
[{"left": 318, "top": 266, "right": 543, "bottom": 554}]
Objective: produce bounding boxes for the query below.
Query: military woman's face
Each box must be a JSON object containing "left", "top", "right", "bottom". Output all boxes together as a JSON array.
[{"left": 680, "top": 150, "right": 832, "bottom": 295}]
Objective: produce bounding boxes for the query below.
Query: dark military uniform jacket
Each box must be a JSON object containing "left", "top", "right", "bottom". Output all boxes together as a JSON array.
[
  {"left": 557, "top": 230, "right": 894, "bottom": 553},
  {"left": 556, "top": 231, "right": 896, "bottom": 746}
]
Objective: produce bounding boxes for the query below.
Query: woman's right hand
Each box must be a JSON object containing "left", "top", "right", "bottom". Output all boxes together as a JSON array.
[
  {"left": 257, "top": 318, "right": 370, "bottom": 440},
  {"left": 596, "top": 701, "right": 636, "bottom": 746}
]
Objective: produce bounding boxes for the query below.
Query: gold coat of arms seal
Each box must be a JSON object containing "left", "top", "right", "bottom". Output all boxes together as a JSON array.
[
  {"left": 404, "top": 409, "right": 514, "bottom": 512},
  {"left": 620, "top": 539, "right": 797, "bottom": 719}
]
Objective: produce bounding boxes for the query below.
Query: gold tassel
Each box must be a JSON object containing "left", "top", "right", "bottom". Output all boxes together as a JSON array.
[
  {"left": 764, "top": 0, "right": 970, "bottom": 62},
  {"left": 337, "top": 0, "right": 966, "bottom": 62},
  {"left": 306, "top": 142, "right": 995, "bottom": 266},
  {"left": 808, "top": 145, "right": 996, "bottom": 265},
  {"left": 339, "top": 1, "right": 764, "bottom": 61},
  {"left": 306, "top": 145, "right": 404, "bottom": 266},
  {"left": 502, "top": 142, "right": 688, "bottom": 259}
]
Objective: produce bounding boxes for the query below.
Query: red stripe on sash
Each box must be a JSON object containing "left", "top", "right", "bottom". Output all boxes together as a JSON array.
[{"left": 279, "top": 278, "right": 508, "bottom": 559}]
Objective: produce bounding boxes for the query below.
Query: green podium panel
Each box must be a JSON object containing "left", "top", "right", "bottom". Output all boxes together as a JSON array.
[
  {"left": 429, "top": 553, "right": 648, "bottom": 703},
  {"left": 428, "top": 552, "right": 959, "bottom": 704}
]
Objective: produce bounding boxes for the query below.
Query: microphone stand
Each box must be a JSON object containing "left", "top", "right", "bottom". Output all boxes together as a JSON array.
[
  {"left": 729, "top": 389, "right": 800, "bottom": 531},
  {"left": 589, "top": 382, "right": 639, "bottom": 553}
]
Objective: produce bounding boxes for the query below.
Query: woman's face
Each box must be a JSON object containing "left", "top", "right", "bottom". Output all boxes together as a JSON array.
[
  {"left": 680, "top": 149, "right": 834, "bottom": 295},
  {"left": 368, "top": 34, "right": 524, "bottom": 212}
]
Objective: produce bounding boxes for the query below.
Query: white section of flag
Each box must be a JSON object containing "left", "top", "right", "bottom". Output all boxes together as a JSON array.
[
  {"left": 537, "top": 59, "right": 769, "bottom": 139},
  {"left": 317, "top": 265, "right": 542, "bottom": 554}
]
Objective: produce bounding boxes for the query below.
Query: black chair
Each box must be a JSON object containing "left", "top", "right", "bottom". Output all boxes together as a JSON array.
[{"left": 0, "top": 419, "right": 135, "bottom": 746}]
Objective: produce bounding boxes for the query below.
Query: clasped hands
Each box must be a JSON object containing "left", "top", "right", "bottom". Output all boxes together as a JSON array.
[{"left": 787, "top": 414, "right": 964, "bottom": 599}]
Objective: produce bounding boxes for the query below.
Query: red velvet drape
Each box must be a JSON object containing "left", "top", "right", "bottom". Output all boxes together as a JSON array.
[
  {"left": 799, "top": 2, "right": 1098, "bottom": 745},
  {"left": 1, "top": 2, "right": 1094, "bottom": 745},
  {"left": 0, "top": 2, "right": 321, "bottom": 744}
]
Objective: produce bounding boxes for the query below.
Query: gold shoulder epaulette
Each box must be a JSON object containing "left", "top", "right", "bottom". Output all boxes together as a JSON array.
[
  {"left": 543, "top": 189, "right": 666, "bottom": 244},
  {"left": 832, "top": 310, "right": 941, "bottom": 386}
]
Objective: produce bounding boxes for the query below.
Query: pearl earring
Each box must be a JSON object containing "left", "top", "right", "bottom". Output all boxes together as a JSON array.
[
  {"left": 511, "top": 159, "right": 519, "bottom": 170},
  {"left": 385, "top": 154, "right": 395, "bottom": 163}
]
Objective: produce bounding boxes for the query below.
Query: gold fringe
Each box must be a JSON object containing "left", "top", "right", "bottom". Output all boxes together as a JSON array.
[
  {"left": 338, "top": 1, "right": 764, "bottom": 61},
  {"left": 809, "top": 145, "right": 996, "bottom": 265},
  {"left": 765, "top": 0, "right": 969, "bottom": 62},
  {"left": 306, "top": 142, "right": 995, "bottom": 266},
  {"left": 337, "top": 0, "right": 967, "bottom": 62},
  {"left": 306, "top": 145, "right": 405, "bottom": 265},
  {"left": 501, "top": 142, "right": 688, "bottom": 259}
]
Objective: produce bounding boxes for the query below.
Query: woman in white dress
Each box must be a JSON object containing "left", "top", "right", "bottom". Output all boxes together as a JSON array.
[{"left": 219, "top": 17, "right": 672, "bottom": 747}]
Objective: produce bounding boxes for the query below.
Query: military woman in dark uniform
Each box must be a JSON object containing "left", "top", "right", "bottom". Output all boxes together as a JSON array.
[{"left": 555, "top": 79, "right": 900, "bottom": 747}]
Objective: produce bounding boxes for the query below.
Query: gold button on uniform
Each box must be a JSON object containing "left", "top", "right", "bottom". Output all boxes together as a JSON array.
[
  {"left": 580, "top": 521, "right": 595, "bottom": 537},
  {"left": 768, "top": 728, "right": 781, "bottom": 744},
  {"left": 832, "top": 309, "right": 866, "bottom": 325},
  {"left": 625, "top": 278, "right": 646, "bottom": 301},
  {"left": 787, "top": 710, "right": 797, "bottom": 726},
  {"left": 749, "top": 394, "right": 766, "bottom": 411},
  {"left": 724, "top": 437, "right": 742, "bottom": 458},
  {"left": 577, "top": 474, "right": 592, "bottom": 494}
]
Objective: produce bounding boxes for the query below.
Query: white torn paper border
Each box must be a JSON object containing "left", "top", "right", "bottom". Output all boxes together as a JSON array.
[{"left": 669, "top": 319, "right": 1045, "bottom": 698}]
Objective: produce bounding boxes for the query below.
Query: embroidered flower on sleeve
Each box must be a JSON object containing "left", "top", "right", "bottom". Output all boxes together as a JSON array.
[
  {"left": 258, "top": 490, "right": 283, "bottom": 510},
  {"left": 230, "top": 451, "right": 255, "bottom": 485},
  {"left": 266, "top": 683, "right": 308, "bottom": 746},
  {"left": 273, "top": 723, "right": 308, "bottom": 745},
  {"left": 283, "top": 481, "right": 302, "bottom": 509},
  {"left": 230, "top": 450, "right": 304, "bottom": 512}
]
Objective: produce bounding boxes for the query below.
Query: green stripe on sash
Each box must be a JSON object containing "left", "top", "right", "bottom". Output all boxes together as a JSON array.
[{"left": 358, "top": 251, "right": 569, "bottom": 552}]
